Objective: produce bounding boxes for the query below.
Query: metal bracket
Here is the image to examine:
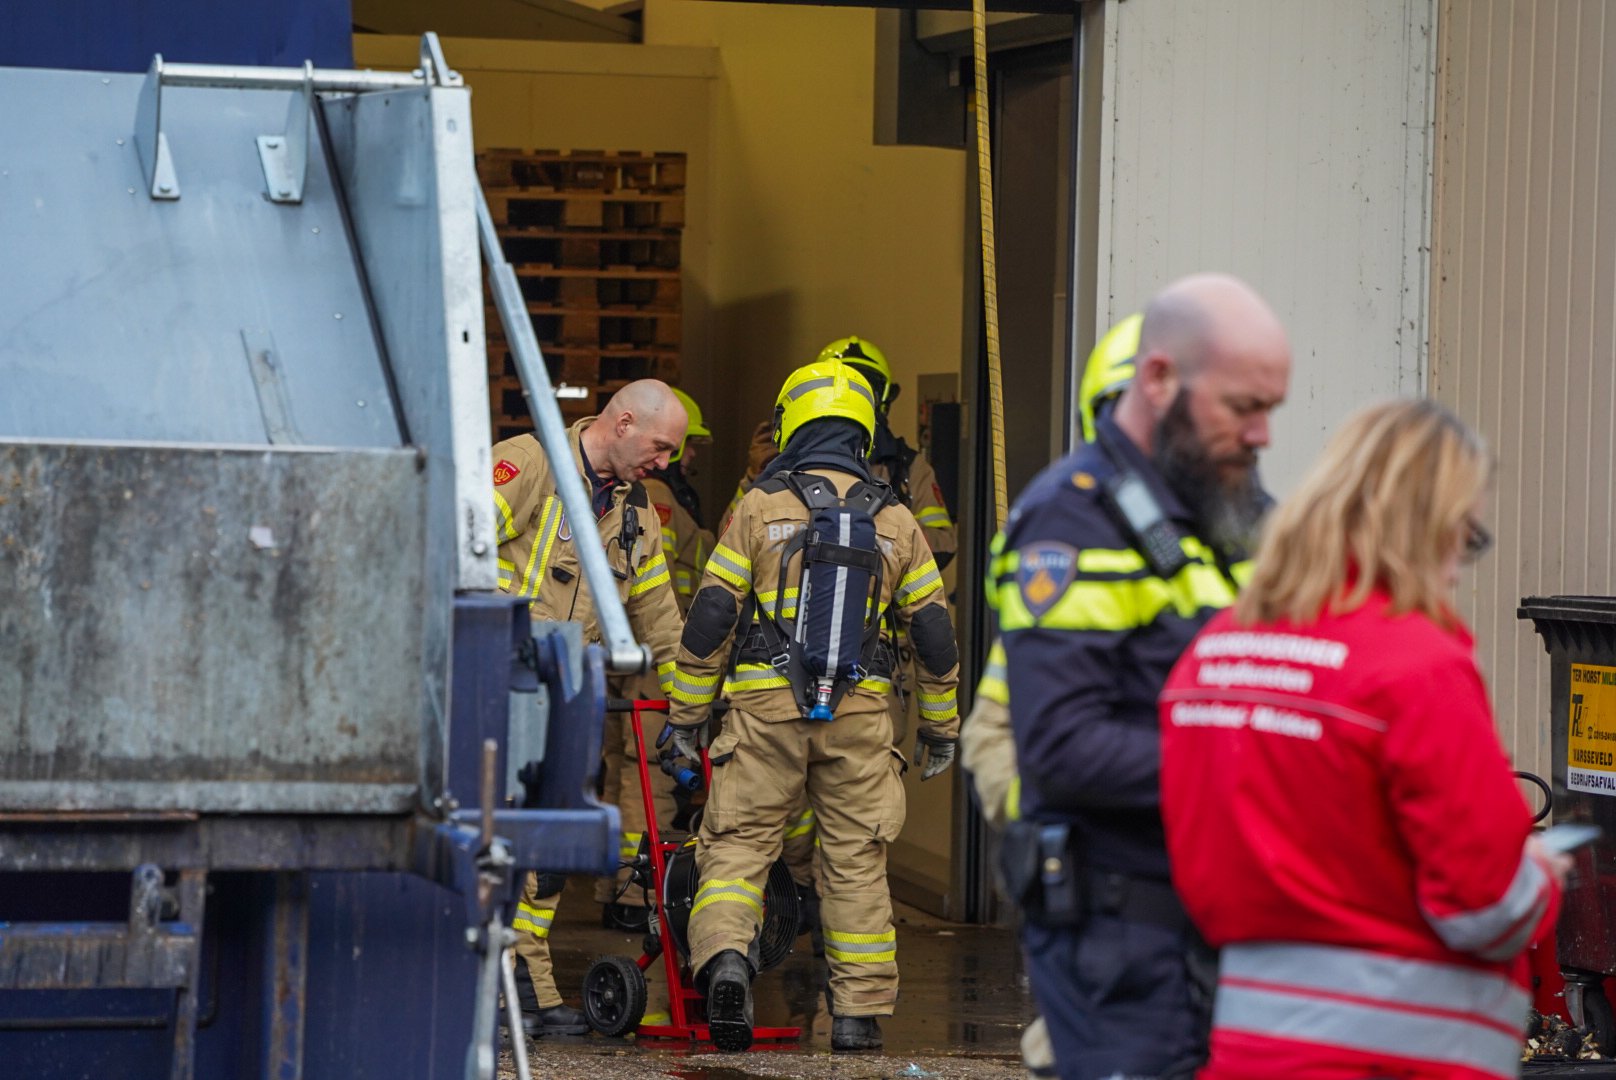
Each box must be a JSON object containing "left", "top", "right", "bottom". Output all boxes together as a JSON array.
[
  {"left": 133, "top": 54, "right": 179, "bottom": 200},
  {"left": 419, "top": 32, "right": 463, "bottom": 88},
  {"left": 256, "top": 62, "right": 313, "bottom": 204}
]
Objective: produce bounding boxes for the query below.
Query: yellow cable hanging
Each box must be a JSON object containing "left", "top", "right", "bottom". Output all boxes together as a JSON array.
[{"left": 971, "top": 0, "right": 1009, "bottom": 532}]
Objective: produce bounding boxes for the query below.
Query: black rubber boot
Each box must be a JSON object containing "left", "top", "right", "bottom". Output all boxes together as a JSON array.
[
  {"left": 507, "top": 958, "right": 589, "bottom": 1037},
  {"left": 524, "top": 1003, "right": 588, "bottom": 1037},
  {"left": 831, "top": 1015, "right": 884, "bottom": 1052},
  {"left": 702, "top": 950, "right": 755, "bottom": 1053}
]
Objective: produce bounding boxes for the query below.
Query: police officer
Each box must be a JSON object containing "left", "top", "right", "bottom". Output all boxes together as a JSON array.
[
  {"left": 963, "top": 323, "right": 1145, "bottom": 1079},
  {"left": 993, "top": 275, "right": 1290, "bottom": 1079},
  {"left": 492, "top": 379, "right": 688, "bottom": 1038},
  {"left": 663, "top": 359, "right": 961, "bottom": 1053}
]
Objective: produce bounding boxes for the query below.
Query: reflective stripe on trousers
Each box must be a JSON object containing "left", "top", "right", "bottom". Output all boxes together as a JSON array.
[{"left": 1213, "top": 942, "right": 1530, "bottom": 1079}]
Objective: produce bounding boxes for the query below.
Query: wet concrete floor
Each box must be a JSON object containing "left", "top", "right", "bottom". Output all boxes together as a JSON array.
[{"left": 500, "top": 880, "right": 1036, "bottom": 1080}]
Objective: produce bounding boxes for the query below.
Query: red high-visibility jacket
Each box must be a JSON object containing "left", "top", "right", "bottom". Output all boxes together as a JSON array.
[{"left": 1160, "top": 592, "right": 1560, "bottom": 1080}]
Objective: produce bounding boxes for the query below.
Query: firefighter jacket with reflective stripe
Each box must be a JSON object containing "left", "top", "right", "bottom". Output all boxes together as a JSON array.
[
  {"left": 960, "top": 638, "right": 1019, "bottom": 830},
  {"left": 670, "top": 467, "right": 959, "bottom": 736},
  {"left": 723, "top": 437, "right": 956, "bottom": 568},
  {"left": 874, "top": 449, "right": 956, "bottom": 569},
  {"left": 491, "top": 419, "right": 683, "bottom": 693},
  {"left": 1159, "top": 594, "right": 1561, "bottom": 1080},
  {"left": 642, "top": 475, "right": 713, "bottom": 617},
  {"left": 990, "top": 413, "right": 1251, "bottom": 880}
]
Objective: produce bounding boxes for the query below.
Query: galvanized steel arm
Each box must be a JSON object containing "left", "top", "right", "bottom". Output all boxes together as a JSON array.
[{"left": 475, "top": 190, "right": 652, "bottom": 676}]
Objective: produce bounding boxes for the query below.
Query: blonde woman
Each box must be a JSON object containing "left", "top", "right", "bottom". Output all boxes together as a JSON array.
[{"left": 1158, "top": 399, "right": 1569, "bottom": 1080}]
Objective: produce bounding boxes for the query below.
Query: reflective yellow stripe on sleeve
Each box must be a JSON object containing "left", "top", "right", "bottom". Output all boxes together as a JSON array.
[
  {"left": 670, "top": 668, "right": 721, "bottom": 706},
  {"left": 823, "top": 928, "right": 897, "bottom": 964},
  {"left": 497, "top": 557, "right": 517, "bottom": 592},
  {"left": 895, "top": 559, "right": 943, "bottom": 607},
  {"left": 917, "top": 690, "right": 958, "bottom": 722},
  {"left": 629, "top": 550, "right": 671, "bottom": 597},
  {"left": 914, "top": 505, "right": 952, "bottom": 529},
  {"left": 656, "top": 660, "right": 676, "bottom": 696},
  {"left": 706, "top": 543, "right": 752, "bottom": 591}
]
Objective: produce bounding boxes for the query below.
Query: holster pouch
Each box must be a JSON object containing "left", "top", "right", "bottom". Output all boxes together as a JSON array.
[{"left": 998, "top": 820, "right": 1086, "bottom": 928}]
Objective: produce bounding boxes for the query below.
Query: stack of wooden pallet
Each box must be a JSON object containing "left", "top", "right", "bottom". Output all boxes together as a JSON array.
[{"left": 479, "top": 149, "right": 686, "bottom": 442}]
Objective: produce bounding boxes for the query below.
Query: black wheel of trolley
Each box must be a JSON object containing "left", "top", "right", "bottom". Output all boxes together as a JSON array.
[{"left": 582, "top": 955, "right": 647, "bottom": 1037}]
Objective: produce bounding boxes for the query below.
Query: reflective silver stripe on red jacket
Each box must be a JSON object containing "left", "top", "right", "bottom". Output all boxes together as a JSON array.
[
  {"left": 1214, "top": 942, "right": 1530, "bottom": 1079},
  {"left": 1421, "top": 846, "right": 1550, "bottom": 961}
]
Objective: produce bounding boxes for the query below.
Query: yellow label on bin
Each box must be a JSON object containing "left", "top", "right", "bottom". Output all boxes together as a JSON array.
[{"left": 1568, "top": 663, "right": 1616, "bottom": 796}]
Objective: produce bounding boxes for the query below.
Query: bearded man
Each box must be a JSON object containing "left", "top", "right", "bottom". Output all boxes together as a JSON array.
[{"left": 989, "top": 274, "right": 1291, "bottom": 1080}]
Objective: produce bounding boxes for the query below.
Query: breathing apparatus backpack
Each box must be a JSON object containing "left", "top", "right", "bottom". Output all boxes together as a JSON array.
[{"left": 746, "top": 470, "right": 898, "bottom": 721}]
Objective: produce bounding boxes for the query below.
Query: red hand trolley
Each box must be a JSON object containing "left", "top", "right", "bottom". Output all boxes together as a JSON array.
[{"left": 580, "top": 699, "right": 802, "bottom": 1045}]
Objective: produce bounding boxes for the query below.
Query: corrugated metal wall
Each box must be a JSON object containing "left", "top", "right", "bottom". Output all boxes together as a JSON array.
[
  {"left": 1091, "top": 0, "right": 1436, "bottom": 497},
  {"left": 1429, "top": 0, "right": 1616, "bottom": 777}
]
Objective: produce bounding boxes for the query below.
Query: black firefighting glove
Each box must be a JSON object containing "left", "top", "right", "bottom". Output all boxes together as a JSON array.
[
  {"left": 656, "top": 721, "right": 706, "bottom": 766},
  {"left": 912, "top": 730, "right": 958, "bottom": 781}
]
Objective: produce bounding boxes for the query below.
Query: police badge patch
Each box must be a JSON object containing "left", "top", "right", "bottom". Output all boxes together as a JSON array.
[{"left": 1017, "top": 542, "right": 1078, "bottom": 619}]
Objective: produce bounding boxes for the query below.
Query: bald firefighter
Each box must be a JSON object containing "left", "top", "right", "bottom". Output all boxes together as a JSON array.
[
  {"left": 493, "top": 379, "right": 687, "bottom": 1038},
  {"left": 662, "top": 360, "right": 961, "bottom": 1053},
  {"left": 594, "top": 388, "right": 714, "bottom": 1025}
]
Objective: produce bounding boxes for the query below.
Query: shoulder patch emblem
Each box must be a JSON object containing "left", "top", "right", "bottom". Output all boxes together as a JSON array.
[
  {"left": 493, "top": 459, "right": 521, "bottom": 486},
  {"left": 1072, "top": 471, "right": 1096, "bottom": 491},
  {"left": 655, "top": 503, "right": 673, "bottom": 526},
  {"left": 1017, "top": 542, "right": 1078, "bottom": 619}
]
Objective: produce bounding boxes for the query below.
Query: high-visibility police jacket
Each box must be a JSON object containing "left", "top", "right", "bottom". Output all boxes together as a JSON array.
[
  {"left": 991, "top": 413, "right": 1251, "bottom": 880},
  {"left": 669, "top": 467, "right": 960, "bottom": 736},
  {"left": 1159, "top": 594, "right": 1560, "bottom": 1080},
  {"left": 642, "top": 475, "right": 713, "bottom": 617},
  {"left": 491, "top": 418, "right": 683, "bottom": 694}
]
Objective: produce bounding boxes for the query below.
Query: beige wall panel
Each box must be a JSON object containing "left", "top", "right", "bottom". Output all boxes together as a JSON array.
[
  {"left": 1096, "top": 0, "right": 1436, "bottom": 497},
  {"left": 1429, "top": 0, "right": 1616, "bottom": 779},
  {"left": 644, "top": 0, "right": 968, "bottom": 461}
]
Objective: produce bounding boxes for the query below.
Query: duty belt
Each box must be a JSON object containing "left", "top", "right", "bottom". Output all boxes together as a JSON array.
[{"left": 1086, "top": 870, "right": 1190, "bottom": 934}]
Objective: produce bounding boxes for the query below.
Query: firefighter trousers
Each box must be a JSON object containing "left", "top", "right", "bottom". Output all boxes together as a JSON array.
[
  {"left": 513, "top": 876, "right": 563, "bottom": 1009},
  {"left": 689, "top": 705, "right": 907, "bottom": 1017}
]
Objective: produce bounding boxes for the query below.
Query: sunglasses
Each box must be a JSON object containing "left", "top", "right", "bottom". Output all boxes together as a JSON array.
[{"left": 1463, "top": 517, "right": 1493, "bottom": 564}]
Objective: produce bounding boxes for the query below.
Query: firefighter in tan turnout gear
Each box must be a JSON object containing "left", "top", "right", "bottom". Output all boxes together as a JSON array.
[
  {"left": 662, "top": 360, "right": 961, "bottom": 1054},
  {"left": 594, "top": 387, "right": 714, "bottom": 1025},
  {"left": 491, "top": 379, "right": 687, "bottom": 1038}
]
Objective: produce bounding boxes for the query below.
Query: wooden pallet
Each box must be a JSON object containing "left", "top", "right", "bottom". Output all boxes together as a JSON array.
[
  {"left": 479, "top": 148, "right": 687, "bottom": 439},
  {"left": 486, "top": 341, "right": 681, "bottom": 386},
  {"left": 497, "top": 228, "right": 682, "bottom": 271},
  {"left": 483, "top": 188, "right": 685, "bottom": 231},
  {"left": 477, "top": 149, "right": 686, "bottom": 193}
]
